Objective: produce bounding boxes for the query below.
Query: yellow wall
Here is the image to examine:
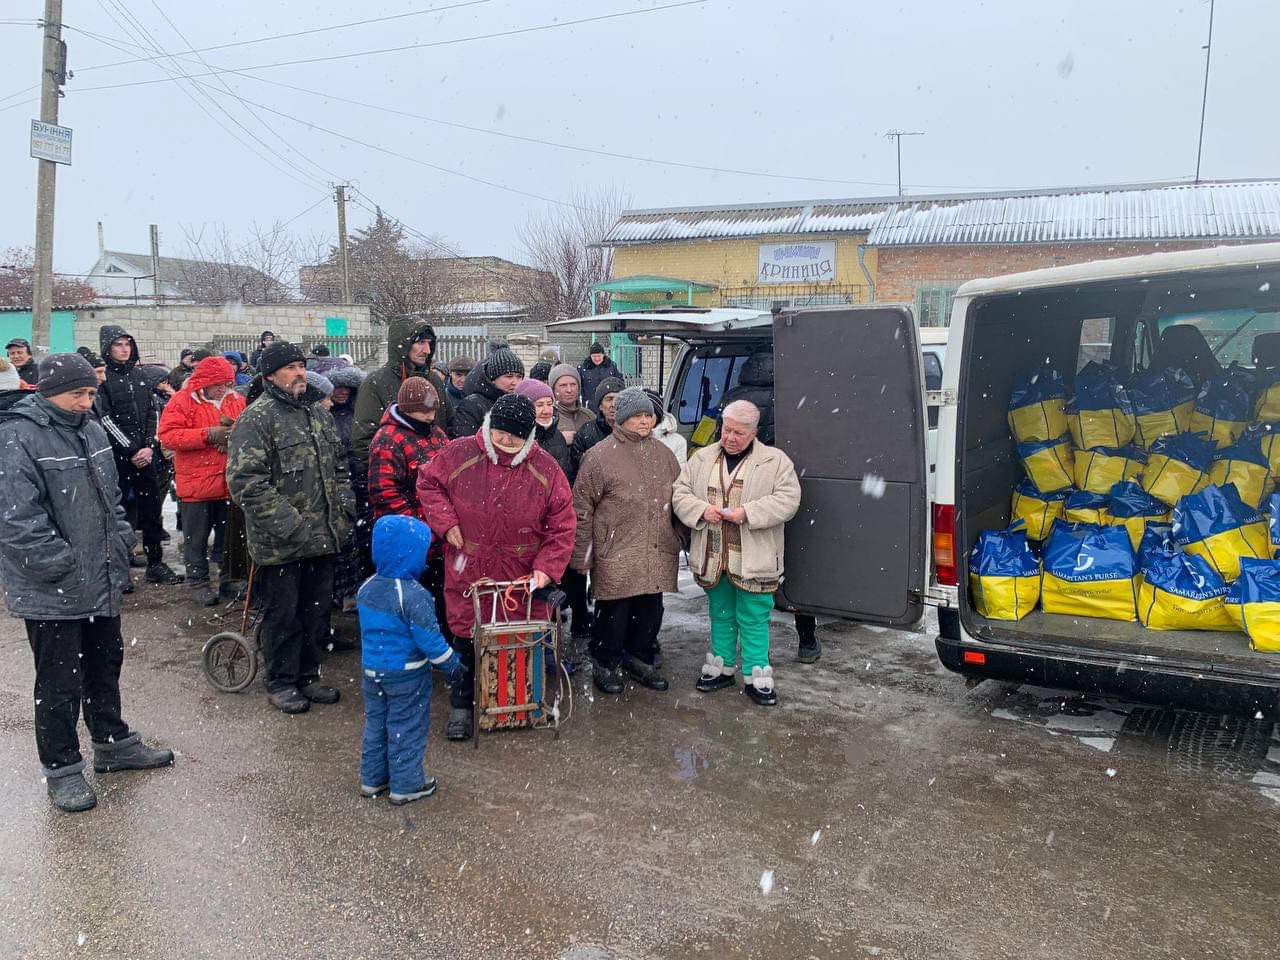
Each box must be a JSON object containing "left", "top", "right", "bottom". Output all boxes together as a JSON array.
[{"left": 610, "top": 234, "right": 877, "bottom": 306}]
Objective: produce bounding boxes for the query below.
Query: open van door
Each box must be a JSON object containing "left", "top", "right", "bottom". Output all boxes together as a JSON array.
[{"left": 774, "top": 306, "right": 928, "bottom": 627}]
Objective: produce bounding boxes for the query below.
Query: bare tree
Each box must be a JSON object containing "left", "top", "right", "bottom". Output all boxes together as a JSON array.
[
  {"left": 176, "top": 221, "right": 325, "bottom": 303},
  {"left": 0, "top": 246, "right": 97, "bottom": 309},
  {"left": 515, "top": 187, "right": 627, "bottom": 323},
  {"left": 300, "top": 208, "right": 465, "bottom": 320}
]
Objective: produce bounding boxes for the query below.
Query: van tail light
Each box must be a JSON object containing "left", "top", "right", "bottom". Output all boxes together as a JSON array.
[{"left": 932, "top": 503, "right": 957, "bottom": 586}]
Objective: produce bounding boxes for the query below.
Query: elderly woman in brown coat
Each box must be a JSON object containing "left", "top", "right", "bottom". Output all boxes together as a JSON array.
[{"left": 571, "top": 387, "right": 682, "bottom": 696}]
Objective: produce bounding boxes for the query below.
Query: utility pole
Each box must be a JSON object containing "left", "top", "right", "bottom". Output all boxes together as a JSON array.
[
  {"left": 884, "top": 130, "right": 924, "bottom": 198},
  {"left": 31, "top": 0, "right": 66, "bottom": 353},
  {"left": 149, "top": 224, "right": 162, "bottom": 305},
  {"left": 334, "top": 184, "right": 352, "bottom": 303},
  {"left": 1194, "top": 0, "right": 1216, "bottom": 183}
]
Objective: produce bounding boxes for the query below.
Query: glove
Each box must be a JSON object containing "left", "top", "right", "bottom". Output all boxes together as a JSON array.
[
  {"left": 206, "top": 425, "right": 231, "bottom": 448},
  {"left": 443, "top": 652, "right": 465, "bottom": 684},
  {"left": 218, "top": 414, "right": 235, "bottom": 427}
]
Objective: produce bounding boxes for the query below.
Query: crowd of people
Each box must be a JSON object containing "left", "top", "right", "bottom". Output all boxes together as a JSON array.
[{"left": 0, "top": 324, "right": 807, "bottom": 812}]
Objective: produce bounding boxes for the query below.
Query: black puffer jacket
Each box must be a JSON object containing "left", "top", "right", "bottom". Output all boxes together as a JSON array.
[
  {"left": 96, "top": 324, "right": 157, "bottom": 459},
  {"left": 536, "top": 415, "right": 573, "bottom": 480},
  {"left": 568, "top": 377, "right": 623, "bottom": 482},
  {"left": 721, "top": 350, "right": 775, "bottom": 445},
  {"left": 0, "top": 394, "right": 135, "bottom": 619},
  {"left": 578, "top": 355, "right": 624, "bottom": 411},
  {"left": 451, "top": 363, "right": 508, "bottom": 437}
]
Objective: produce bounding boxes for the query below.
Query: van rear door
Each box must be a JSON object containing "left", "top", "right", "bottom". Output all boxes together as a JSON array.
[{"left": 774, "top": 306, "right": 928, "bottom": 626}]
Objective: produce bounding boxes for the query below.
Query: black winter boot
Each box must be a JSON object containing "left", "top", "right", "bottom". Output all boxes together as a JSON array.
[
  {"left": 299, "top": 681, "right": 340, "bottom": 704},
  {"left": 445, "top": 707, "right": 472, "bottom": 741},
  {"left": 93, "top": 733, "right": 175, "bottom": 773},
  {"left": 46, "top": 765, "right": 97, "bottom": 813},
  {"left": 145, "top": 562, "right": 184, "bottom": 585},
  {"left": 621, "top": 653, "right": 668, "bottom": 691},
  {"left": 268, "top": 687, "right": 310, "bottom": 714},
  {"left": 592, "top": 663, "right": 624, "bottom": 696},
  {"left": 796, "top": 614, "right": 821, "bottom": 664},
  {"left": 696, "top": 653, "right": 737, "bottom": 692}
]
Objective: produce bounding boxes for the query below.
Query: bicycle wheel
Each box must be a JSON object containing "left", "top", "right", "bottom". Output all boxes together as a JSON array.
[{"left": 202, "top": 631, "right": 257, "bottom": 693}]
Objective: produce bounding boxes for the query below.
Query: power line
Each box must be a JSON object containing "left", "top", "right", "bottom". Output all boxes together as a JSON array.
[
  {"left": 90, "top": 0, "right": 332, "bottom": 192},
  {"left": 278, "top": 194, "right": 333, "bottom": 230},
  {"left": 142, "top": 0, "right": 344, "bottom": 188},
  {"left": 189, "top": 83, "right": 590, "bottom": 209},
  {"left": 37, "top": 1, "right": 709, "bottom": 94}
]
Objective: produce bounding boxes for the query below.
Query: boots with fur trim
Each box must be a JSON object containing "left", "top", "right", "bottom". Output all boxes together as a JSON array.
[
  {"left": 696, "top": 652, "right": 736, "bottom": 692},
  {"left": 744, "top": 665, "right": 778, "bottom": 706}
]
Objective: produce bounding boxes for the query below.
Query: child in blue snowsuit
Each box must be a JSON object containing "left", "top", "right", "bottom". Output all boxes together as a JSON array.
[{"left": 357, "top": 514, "right": 462, "bottom": 804}]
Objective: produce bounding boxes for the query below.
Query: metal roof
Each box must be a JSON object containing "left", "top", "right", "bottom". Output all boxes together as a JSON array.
[
  {"left": 600, "top": 179, "right": 1280, "bottom": 247},
  {"left": 548, "top": 306, "right": 773, "bottom": 336}
]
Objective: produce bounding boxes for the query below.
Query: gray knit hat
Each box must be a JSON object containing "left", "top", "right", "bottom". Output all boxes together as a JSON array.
[
  {"left": 613, "top": 386, "right": 656, "bottom": 427},
  {"left": 37, "top": 353, "right": 98, "bottom": 397},
  {"left": 484, "top": 347, "right": 525, "bottom": 381},
  {"left": 548, "top": 362, "right": 579, "bottom": 391},
  {"left": 306, "top": 370, "right": 334, "bottom": 398}
]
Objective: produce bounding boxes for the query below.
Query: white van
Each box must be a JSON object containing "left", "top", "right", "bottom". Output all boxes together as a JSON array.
[{"left": 932, "top": 242, "right": 1280, "bottom": 712}]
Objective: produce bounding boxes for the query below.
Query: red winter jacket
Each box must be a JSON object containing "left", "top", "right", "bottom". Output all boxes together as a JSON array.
[
  {"left": 417, "top": 429, "right": 575, "bottom": 639},
  {"left": 368, "top": 404, "right": 449, "bottom": 521},
  {"left": 157, "top": 357, "right": 247, "bottom": 502}
]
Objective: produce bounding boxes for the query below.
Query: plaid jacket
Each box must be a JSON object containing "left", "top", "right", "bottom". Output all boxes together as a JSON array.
[{"left": 368, "top": 404, "right": 450, "bottom": 521}]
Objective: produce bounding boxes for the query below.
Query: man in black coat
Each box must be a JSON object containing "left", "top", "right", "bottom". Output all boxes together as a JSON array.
[
  {"left": 95, "top": 324, "right": 183, "bottom": 585},
  {"left": 578, "top": 342, "right": 623, "bottom": 411},
  {"left": 6, "top": 337, "right": 39, "bottom": 385},
  {"left": 451, "top": 347, "right": 525, "bottom": 437},
  {"left": 569, "top": 376, "right": 624, "bottom": 482}
]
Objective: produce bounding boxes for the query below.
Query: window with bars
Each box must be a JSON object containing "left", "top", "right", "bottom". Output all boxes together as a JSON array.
[{"left": 915, "top": 284, "right": 958, "bottom": 327}]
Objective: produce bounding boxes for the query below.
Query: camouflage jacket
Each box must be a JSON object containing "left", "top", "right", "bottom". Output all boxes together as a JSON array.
[{"left": 226, "top": 381, "right": 356, "bottom": 566}]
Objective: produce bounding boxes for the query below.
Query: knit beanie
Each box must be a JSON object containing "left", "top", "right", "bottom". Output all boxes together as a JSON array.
[
  {"left": 397, "top": 376, "right": 439, "bottom": 415},
  {"left": 489, "top": 393, "right": 536, "bottom": 438},
  {"left": 613, "top": 386, "right": 656, "bottom": 426},
  {"left": 483, "top": 347, "right": 525, "bottom": 382},
  {"left": 549, "top": 362, "right": 580, "bottom": 391},
  {"left": 592, "top": 376, "right": 625, "bottom": 410},
  {"left": 259, "top": 340, "right": 307, "bottom": 377},
  {"left": 514, "top": 378, "right": 554, "bottom": 405},
  {"left": 589, "top": 342, "right": 606, "bottom": 356},
  {"left": 36, "top": 353, "right": 98, "bottom": 397},
  {"left": 0, "top": 360, "right": 19, "bottom": 391},
  {"left": 449, "top": 354, "right": 475, "bottom": 374},
  {"left": 306, "top": 371, "right": 334, "bottom": 397},
  {"left": 528, "top": 360, "right": 553, "bottom": 383}
]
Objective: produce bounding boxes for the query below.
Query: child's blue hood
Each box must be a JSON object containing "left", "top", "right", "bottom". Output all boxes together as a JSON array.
[{"left": 371, "top": 514, "right": 433, "bottom": 580}]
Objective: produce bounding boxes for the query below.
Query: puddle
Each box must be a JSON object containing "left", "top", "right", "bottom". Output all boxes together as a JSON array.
[{"left": 672, "top": 744, "right": 709, "bottom": 780}]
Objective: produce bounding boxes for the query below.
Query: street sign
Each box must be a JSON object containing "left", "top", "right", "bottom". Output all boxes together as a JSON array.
[{"left": 30, "top": 120, "right": 72, "bottom": 165}]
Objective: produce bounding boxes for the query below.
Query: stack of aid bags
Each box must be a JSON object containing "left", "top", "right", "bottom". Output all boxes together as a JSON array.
[{"left": 986, "top": 358, "right": 1280, "bottom": 642}]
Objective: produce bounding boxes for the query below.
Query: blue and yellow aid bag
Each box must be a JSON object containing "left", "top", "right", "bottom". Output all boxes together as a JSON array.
[
  {"left": 1008, "top": 368, "right": 1068, "bottom": 444},
  {"left": 969, "top": 525, "right": 1041, "bottom": 621},
  {"left": 1137, "top": 551, "right": 1236, "bottom": 631},
  {"left": 1041, "top": 521, "right": 1139, "bottom": 622},
  {"left": 1254, "top": 368, "right": 1280, "bottom": 423},
  {"left": 1017, "top": 435, "right": 1075, "bottom": 493},
  {"left": 1073, "top": 444, "right": 1146, "bottom": 494},
  {"left": 1190, "top": 375, "right": 1250, "bottom": 448},
  {"left": 1064, "top": 490, "right": 1111, "bottom": 525},
  {"left": 1171, "top": 482, "right": 1270, "bottom": 582},
  {"left": 1208, "top": 431, "right": 1273, "bottom": 509},
  {"left": 1067, "top": 362, "right": 1136, "bottom": 450},
  {"left": 1138, "top": 521, "right": 1177, "bottom": 571},
  {"left": 1010, "top": 479, "right": 1071, "bottom": 541},
  {"left": 1129, "top": 366, "right": 1197, "bottom": 448},
  {"left": 1108, "top": 481, "right": 1170, "bottom": 551},
  {"left": 1140, "top": 432, "right": 1216, "bottom": 506},
  {"left": 1268, "top": 492, "right": 1280, "bottom": 556},
  {"left": 1232, "top": 557, "right": 1280, "bottom": 652}
]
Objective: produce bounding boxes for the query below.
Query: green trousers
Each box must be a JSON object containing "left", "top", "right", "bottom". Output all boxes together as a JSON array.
[{"left": 705, "top": 577, "right": 774, "bottom": 674}]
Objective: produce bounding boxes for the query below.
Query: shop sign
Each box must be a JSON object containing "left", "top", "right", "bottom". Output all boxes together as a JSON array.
[{"left": 758, "top": 241, "right": 835, "bottom": 284}]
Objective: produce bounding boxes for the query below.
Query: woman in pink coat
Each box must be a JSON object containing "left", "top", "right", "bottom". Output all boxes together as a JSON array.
[{"left": 417, "top": 393, "right": 575, "bottom": 740}]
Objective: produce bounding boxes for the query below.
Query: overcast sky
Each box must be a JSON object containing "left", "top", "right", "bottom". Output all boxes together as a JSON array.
[{"left": 2, "top": 0, "right": 1276, "bottom": 275}]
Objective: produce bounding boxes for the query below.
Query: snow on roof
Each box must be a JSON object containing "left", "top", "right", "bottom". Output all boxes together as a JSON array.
[{"left": 601, "top": 179, "right": 1280, "bottom": 247}]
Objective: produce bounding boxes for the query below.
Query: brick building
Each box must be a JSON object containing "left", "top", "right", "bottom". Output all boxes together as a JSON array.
[{"left": 598, "top": 179, "right": 1280, "bottom": 326}]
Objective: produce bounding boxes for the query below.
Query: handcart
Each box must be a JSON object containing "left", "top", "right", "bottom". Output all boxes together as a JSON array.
[
  {"left": 201, "top": 564, "right": 261, "bottom": 693},
  {"left": 466, "top": 578, "right": 572, "bottom": 748}
]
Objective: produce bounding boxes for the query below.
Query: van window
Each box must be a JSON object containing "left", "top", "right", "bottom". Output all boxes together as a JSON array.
[
  {"left": 677, "top": 354, "right": 748, "bottom": 424},
  {"left": 1156, "top": 309, "right": 1280, "bottom": 367},
  {"left": 1078, "top": 317, "right": 1115, "bottom": 370}
]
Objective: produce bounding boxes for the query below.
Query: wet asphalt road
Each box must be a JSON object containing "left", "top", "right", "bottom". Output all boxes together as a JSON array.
[{"left": 1, "top": 566, "right": 1278, "bottom": 960}]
